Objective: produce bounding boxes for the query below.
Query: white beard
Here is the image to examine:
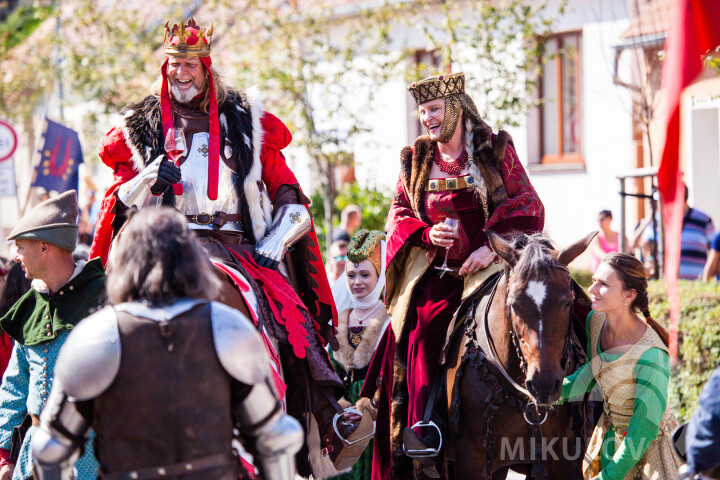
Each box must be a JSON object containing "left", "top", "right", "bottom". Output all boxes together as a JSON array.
[{"left": 171, "top": 84, "right": 201, "bottom": 104}]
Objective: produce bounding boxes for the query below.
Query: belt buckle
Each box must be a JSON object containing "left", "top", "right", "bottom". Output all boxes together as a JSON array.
[{"left": 192, "top": 213, "right": 214, "bottom": 225}]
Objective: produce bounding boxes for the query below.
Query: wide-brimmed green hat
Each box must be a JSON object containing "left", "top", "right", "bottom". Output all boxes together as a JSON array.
[{"left": 7, "top": 190, "right": 79, "bottom": 252}]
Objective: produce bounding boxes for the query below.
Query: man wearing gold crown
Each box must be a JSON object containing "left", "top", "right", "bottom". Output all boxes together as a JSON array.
[
  {"left": 359, "top": 73, "right": 545, "bottom": 479},
  {"left": 89, "top": 18, "right": 355, "bottom": 478}
]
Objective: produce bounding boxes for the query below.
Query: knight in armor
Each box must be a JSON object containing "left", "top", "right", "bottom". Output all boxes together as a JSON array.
[
  {"left": 0, "top": 191, "right": 103, "bottom": 480},
  {"left": 359, "top": 73, "right": 545, "bottom": 479},
  {"left": 32, "top": 207, "right": 304, "bottom": 480},
  {"left": 88, "top": 18, "right": 357, "bottom": 477}
]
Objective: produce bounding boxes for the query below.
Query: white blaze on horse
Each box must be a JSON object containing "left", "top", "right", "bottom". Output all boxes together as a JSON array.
[{"left": 444, "top": 231, "right": 597, "bottom": 480}]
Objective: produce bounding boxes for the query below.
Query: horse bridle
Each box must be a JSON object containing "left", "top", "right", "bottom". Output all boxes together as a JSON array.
[{"left": 482, "top": 266, "right": 574, "bottom": 426}]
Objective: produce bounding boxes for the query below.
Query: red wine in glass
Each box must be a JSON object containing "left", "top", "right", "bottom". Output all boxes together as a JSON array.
[
  {"left": 166, "top": 149, "right": 184, "bottom": 162},
  {"left": 164, "top": 128, "right": 186, "bottom": 196}
]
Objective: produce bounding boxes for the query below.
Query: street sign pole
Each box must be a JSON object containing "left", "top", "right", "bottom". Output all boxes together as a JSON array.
[{"left": 0, "top": 119, "right": 19, "bottom": 243}]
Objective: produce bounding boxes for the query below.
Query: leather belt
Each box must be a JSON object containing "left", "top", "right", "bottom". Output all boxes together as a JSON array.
[
  {"left": 186, "top": 212, "right": 243, "bottom": 228},
  {"left": 104, "top": 452, "right": 234, "bottom": 480},
  {"left": 426, "top": 174, "right": 475, "bottom": 192}
]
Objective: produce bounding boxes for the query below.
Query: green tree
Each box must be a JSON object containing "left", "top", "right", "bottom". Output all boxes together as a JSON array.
[
  {"left": 310, "top": 183, "right": 392, "bottom": 259},
  {"left": 219, "top": 0, "right": 563, "bottom": 254},
  {"left": 2, "top": 0, "right": 564, "bottom": 210}
]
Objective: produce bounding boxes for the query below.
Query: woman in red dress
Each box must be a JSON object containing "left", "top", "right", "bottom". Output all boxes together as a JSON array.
[{"left": 359, "top": 72, "right": 545, "bottom": 480}]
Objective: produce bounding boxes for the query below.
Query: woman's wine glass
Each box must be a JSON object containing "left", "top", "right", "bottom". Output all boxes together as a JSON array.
[
  {"left": 164, "top": 128, "right": 186, "bottom": 196},
  {"left": 435, "top": 217, "right": 459, "bottom": 278}
]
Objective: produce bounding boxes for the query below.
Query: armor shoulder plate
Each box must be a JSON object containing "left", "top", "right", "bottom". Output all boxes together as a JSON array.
[
  {"left": 211, "top": 302, "right": 270, "bottom": 385},
  {"left": 55, "top": 306, "right": 121, "bottom": 401}
]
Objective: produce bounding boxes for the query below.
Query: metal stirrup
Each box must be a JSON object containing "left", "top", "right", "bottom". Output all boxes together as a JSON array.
[
  {"left": 332, "top": 407, "right": 375, "bottom": 446},
  {"left": 403, "top": 420, "right": 443, "bottom": 458}
]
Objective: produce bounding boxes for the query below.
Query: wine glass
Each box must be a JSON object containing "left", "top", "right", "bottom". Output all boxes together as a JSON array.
[
  {"left": 164, "top": 128, "right": 186, "bottom": 196},
  {"left": 435, "top": 217, "right": 458, "bottom": 278}
]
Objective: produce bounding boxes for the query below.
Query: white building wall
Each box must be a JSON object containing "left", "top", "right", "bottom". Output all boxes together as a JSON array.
[
  {"left": 282, "top": 0, "right": 649, "bottom": 269},
  {"left": 529, "top": 16, "right": 633, "bottom": 258},
  {"left": 686, "top": 95, "right": 720, "bottom": 228}
]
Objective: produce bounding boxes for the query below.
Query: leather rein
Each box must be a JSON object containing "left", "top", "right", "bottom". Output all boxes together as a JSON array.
[{"left": 479, "top": 267, "right": 574, "bottom": 422}]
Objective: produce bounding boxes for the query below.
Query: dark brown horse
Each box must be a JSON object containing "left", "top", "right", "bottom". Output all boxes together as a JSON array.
[{"left": 444, "top": 231, "right": 596, "bottom": 480}]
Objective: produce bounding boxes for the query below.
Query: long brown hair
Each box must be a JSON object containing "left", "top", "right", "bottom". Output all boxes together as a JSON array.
[
  {"left": 601, "top": 253, "right": 669, "bottom": 346},
  {"left": 106, "top": 208, "right": 219, "bottom": 305}
]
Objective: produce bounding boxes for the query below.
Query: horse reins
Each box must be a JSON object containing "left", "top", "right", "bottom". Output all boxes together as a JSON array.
[{"left": 482, "top": 267, "right": 575, "bottom": 425}]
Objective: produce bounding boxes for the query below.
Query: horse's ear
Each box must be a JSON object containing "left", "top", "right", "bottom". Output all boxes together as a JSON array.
[
  {"left": 487, "top": 230, "right": 519, "bottom": 267},
  {"left": 557, "top": 231, "right": 598, "bottom": 267}
]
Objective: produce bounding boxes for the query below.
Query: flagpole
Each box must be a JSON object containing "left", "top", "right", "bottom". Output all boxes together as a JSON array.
[
  {"left": 55, "top": 1, "right": 64, "bottom": 122},
  {"left": 20, "top": 119, "right": 47, "bottom": 217}
]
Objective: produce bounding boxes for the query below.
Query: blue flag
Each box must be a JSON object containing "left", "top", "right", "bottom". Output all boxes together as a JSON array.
[{"left": 32, "top": 119, "right": 83, "bottom": 193}]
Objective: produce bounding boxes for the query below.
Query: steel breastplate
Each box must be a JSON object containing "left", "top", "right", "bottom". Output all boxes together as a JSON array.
[{"left": 176, "top": 132, "right": 243, "bottom": 232}]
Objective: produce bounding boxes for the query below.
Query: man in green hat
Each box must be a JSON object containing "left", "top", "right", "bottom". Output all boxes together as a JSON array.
[{"left": 0, "top": 190, "right": 103, "bottom": 480}]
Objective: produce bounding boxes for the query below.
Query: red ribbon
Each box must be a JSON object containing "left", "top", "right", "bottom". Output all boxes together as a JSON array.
[{"left": 160, "top": 56, "right": 220, "bottom": 200}]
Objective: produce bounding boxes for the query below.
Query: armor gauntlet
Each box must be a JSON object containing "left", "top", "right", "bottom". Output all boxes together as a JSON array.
[
  {"left": 117, "top": 155, "right": 164, "bottom": 207},
  {"left": 254, "top": 204, "right": 311, "bottom": 269},
  {"left": 32, "top": 383, "right": 90, "bottom": 480},
  {"left": 236, "top": 382, "right": 304, "bottom": 480}
]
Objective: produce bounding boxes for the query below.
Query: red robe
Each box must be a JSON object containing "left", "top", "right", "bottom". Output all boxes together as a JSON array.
[
  {"left": 362, "top": 136, "right": 544, "bottom": 480},
  {"left": 90, "top": 111, "right": 337, "bottom": 335}
]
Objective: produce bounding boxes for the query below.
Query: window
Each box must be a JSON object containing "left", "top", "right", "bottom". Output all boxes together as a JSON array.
[{"left": 539, "top": 32, "right": 583, "bottom": 164}]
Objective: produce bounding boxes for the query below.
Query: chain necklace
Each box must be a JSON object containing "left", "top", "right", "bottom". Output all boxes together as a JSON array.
[
  {"left": 434, "top": 146, "right": 468, "bottom": 176},
  {"left": 352, "top": 300, "right": 382, "bottom": 325}
]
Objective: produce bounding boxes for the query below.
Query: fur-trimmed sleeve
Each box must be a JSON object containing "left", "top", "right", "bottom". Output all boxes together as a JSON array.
[
  {"left": 259, "top": 112, "right": 303, "bottom": 201},
  {"left": 386, "top": 176, "right": 433, "bottom": 267},
  {"left": 483, "top": 142, "right": 544, "bottom": 238}
]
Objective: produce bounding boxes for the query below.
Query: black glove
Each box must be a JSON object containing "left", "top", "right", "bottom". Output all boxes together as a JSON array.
[
  {"left": 253, "top": 252, "right": 280, "bottom": 270},
  {"left": 150, "top": 157, "right": 182, "bottom": 195}
]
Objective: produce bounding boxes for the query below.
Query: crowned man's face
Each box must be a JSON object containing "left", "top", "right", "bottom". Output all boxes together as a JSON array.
[
  {"left": 418, "top": 98, "right": 446, "bottom": 141},
  {"left": 167, "top": 57, "right": 206, "bottom": 102}
]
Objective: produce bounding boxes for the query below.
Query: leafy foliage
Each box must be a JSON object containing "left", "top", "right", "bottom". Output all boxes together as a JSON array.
[
  {"left": 0, "top": 5, "right": 53, "bottom": 55},
  {"left": 570, "top": 271, "right": 720, "bottom": 423},
  {"left": 648, "top": 280, "right": 720, "bottom": 422},
  {"left": 310, "top": 182, "right": 392, "bottom": 259},
  {"left": 395, "top": 0, "right": 564, "bottom": 128}
]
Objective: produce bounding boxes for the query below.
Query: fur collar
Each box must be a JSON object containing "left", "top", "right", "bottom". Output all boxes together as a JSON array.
[
  {"left": 333, "top": 307, "right": 389, "bottom": 370},
  {"left": 119, "top": 88, "right": 272, "bottom": 242},
  {"left": 399, "top": 128, "right": 512, "bottom": 223}
]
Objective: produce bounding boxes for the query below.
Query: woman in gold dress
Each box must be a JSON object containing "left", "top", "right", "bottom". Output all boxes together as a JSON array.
[{"left": 561, "top": 253, "right": 682, "bottom": 480}]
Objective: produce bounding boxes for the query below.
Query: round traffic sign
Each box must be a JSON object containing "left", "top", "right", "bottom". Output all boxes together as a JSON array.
[{"left": 0, "top": 120, "right": 18, "bottom": 162}]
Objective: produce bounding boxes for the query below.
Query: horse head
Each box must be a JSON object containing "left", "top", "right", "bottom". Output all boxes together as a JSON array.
[{"left": 487, "top": 231, "right": 597, "bottom": 406}]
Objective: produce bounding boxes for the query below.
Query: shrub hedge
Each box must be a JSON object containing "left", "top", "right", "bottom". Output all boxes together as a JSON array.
[{"left": 570, "top": 269, "right": 720, "bottom": 422}]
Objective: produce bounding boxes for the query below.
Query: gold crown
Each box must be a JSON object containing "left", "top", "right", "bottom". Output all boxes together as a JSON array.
[
  {"left": 164, "top": 18, "right": 213, "bottom": 58},
  {"left": 408, "top": 72, "right": 465, "bottom": 104}
]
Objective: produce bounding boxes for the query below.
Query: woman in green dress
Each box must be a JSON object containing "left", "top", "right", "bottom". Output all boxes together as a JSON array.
[
  {"left": 329, "top": 230, "right": 390, "bottom": 480},
  {"left": 561, "top": 253, "right": 682, "bottom": 480}
]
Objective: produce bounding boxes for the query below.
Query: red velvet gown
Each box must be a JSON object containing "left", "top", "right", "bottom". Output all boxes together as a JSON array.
[{"left": 362, "top": 141, "right": 544, "bottom": 480}]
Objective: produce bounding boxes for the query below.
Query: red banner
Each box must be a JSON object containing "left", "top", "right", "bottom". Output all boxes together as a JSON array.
[{"left": 657, "top": 0, "right": 720, "bottom": 360}]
